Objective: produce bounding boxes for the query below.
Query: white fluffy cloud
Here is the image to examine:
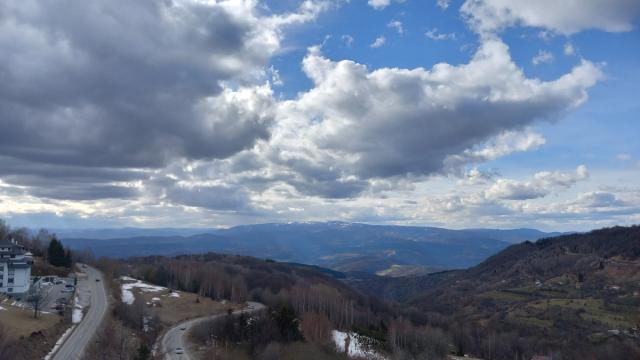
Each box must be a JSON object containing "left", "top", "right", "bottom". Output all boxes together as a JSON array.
[
  {"left": 462, "top": 0, "right": 640, "bottom": 34},
  {"left": 388, "top": 20, "right": 404, "bottom": 34},
  {"left": 0, "top": 0, "right": 632, "bottom": 230},
  {"left": 370, "top": 36, "right": 387, "bottom": 48},
  {"left": 532, "top": 50, "right": 554, "bottom": 66},
  {"left": 271, "top": 39, "right": 601, "bottom": 191},
  {"left": 485, "top": 166, "right": 589, "bottom": 200}
]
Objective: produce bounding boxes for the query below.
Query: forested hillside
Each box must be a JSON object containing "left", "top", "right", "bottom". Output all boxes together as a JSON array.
[{"left": 354, "top": 226, "right": 640, "bottom": 359}]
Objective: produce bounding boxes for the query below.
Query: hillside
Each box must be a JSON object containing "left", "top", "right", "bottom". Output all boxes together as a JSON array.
[
  {"left": 61, "top": 222, "right": 558, "bottom": 275},
  {"left": 354, "top": 226, "right": 640, "bottom": 359}
]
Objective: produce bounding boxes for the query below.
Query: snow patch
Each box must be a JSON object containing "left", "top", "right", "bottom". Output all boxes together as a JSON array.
[
  {"left": 72, "top": 295, "right": 84, "bottom": 324},
  {"left": 120, "top": 276, "right": 169, "bottom": 305},
  {"left": 332, "top": 330, "right": 386, "bottom": 360},
  {"left": 0, "top": 306, "right": 5, "bottom": 311},
  {"left": 72, "top": 308, "right": 83, "bottom": 323}
]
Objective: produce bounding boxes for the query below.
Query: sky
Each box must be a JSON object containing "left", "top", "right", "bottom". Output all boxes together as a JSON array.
[{"left": 0, "top": 0, "right": 639, "bottom": 231}]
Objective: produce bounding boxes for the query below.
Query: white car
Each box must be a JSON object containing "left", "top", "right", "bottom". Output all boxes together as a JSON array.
[{"left": 175, "top": 347, "right": 184, "bottom": 354}]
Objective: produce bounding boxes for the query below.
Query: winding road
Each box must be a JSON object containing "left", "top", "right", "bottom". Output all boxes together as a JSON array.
[
  {"left": 52, "top": 264, "right": 108, "bottom": 360},
  {"left": 159, "top": 301, "right": 265, "bottom": 360}
]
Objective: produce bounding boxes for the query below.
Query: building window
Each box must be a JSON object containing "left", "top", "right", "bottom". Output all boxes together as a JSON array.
[
  {"left": 7, "top": 288, "right": 12, "bottom": 293},
  {"left": 8, "top": 278, "right": 14, "bottom": 284}
]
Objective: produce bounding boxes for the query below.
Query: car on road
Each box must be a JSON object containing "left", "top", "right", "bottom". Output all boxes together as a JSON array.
[
  {"left": 95, "top": 278, "right": 101, "bottom": 282},
  {"left": 179, "top": 325, "right": 187, "bottom": 331},
  {"left": 175, "top": 347, "right": 184, "bottom": 354}
]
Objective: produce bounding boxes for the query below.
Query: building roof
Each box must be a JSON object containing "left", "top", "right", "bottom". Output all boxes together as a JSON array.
[{"left": 0, "top": 240, "right": 26, "bottom": 254}]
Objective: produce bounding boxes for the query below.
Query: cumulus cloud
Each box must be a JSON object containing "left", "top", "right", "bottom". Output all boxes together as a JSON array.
[
  {"left": 0, "top": 0, "right": 327, "bottom": 201},
  {"left": 564, "top": 43, "right": 576, "bottom": 56},
  {"left": 370, "top": 36, "right": 387, "bottom": 48},
  {"left": 368, "top": 0, "right": 391, "bottom": 10},
  {"left": 462, "top": 0, "right": 640, "bottom": 35},
  {"left": 388, "top": 20, "right": 404, "bottom": 34},
  {"left": 485, "top": 166, "right": 589, "bottom": 200},
  {"left": 445, "top": 129, "right": 546, "bottom": 173},
  {"left": 532, "top": 50, "right": 554, "bottom": 65},
  {"left": 272, "top": 39, "right": 601, "bottom": 191}
]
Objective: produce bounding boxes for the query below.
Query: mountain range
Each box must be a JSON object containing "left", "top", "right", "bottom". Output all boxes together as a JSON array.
[{"left": 59, "top": 222, "right": 561, "bottom": 275}]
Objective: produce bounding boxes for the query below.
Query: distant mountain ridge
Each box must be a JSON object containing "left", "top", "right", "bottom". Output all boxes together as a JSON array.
[{"left": 60, "top": 222, "right": 562, "bottom": 275}]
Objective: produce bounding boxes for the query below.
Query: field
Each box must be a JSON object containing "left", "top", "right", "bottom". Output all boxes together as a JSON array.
[
  {"left": 120, "top": 278, "right": 238, "bottom": 325},
  {"left": 0, "top": 305, "right": 61, "bottom": 339}
]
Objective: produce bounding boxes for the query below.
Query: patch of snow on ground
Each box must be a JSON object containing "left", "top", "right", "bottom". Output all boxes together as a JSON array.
[
  {"left": 44, "top": 325, "right": 75, "bottom": 360},
  {"left": 72, "top": 295, "right": 84, "bottom": 323},
  {"left": 0, "top": 306, "right": 5, "bottom": 310},
  {"left": 72, "top": 308, "right": 83, "bottom": 323},
  {"left": 332, "top": 330, "right": 386, "bottom": 360},
  {"left": 122, "top": 288, "right": 134, "bottom": 305},
  {"left": 120, "top": 276, "right": 168, "bottom": 305},
  {"left": 169, "top": 292, "right": 180, "bottom": 298}
]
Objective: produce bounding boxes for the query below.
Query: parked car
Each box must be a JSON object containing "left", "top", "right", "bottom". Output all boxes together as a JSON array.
[{"left": 175, "top": 348, "right": 184, "bottom": 354}]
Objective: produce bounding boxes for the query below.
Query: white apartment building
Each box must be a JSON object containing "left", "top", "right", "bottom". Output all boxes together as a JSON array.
[{"left": 0, "top": 239, "right": 32, "bottom": 295}]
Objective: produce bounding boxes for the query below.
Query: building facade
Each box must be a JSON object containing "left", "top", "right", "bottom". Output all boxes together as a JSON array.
[{"left": 0, "top": 239, "right": 32, "bottom": 295}]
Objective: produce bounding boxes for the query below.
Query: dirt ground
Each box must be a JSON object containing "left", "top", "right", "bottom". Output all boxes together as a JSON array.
[
  {"left": 0, "top": 305, "right": 62, "bottom": 339},
  {"left": 132, "top": 288, "right": 239, "bottom": 325}
]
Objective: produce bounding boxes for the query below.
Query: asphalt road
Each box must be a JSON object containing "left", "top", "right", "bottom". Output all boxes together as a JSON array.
[
  {"left": 159, "top": 301, "right": 265, "bottom": 360},
  {"left": 52, "top": 264, "right": 107, "bottom": 360}
]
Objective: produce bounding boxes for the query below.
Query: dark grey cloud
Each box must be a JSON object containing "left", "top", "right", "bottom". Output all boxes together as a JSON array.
[{"left": 0, "top": 0, "right": 275, "bottom": 170}]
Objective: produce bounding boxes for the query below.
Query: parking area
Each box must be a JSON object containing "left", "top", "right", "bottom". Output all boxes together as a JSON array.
[{"left": 32, "top": 276, "right": 77, "bottom": 313}]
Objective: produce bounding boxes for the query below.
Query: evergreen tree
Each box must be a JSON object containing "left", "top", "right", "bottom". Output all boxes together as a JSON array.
[
  {"left": 47, "top": 237, "right": 71, "bottom": 267},
  {"left": 133, "top": 343, "right": 150, "bottom": 360},
  {"left": 64, "top": 248, "right": 73, "bottom": 268}
]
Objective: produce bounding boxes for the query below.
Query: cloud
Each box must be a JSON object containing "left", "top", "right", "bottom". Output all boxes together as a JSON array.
[
  {"left": 368, "top": 0, "right": 391, "bottom": 10},
  {"left": 462, "top": 0, "right": 640, "bottom": 35},
  {"left": 275, "top": 39, "right": 601, "bottom": 187},
  {"left": 437, "top": 0, "right": 451, "bottom": 10},
  {"left": 485, "top": 166, "right": 589, "bottom": 200},
  {"left": 425, "top": 28, "right": 456, "bottom": 40},
  {"left": 341, "top": 34, "right": 355, "bottom": 47},
  {"left": 370, "top": 36, "right": 387, "bottom": 48},
  {"left": 388, "top": 20, "right": 404, "bottom": 34},
  {"left": 445, "top": 130, "right": 546, "bottom": 173},
  {"left": 532, "top": 50, "right": 554, "bottom": 65},
  {"left": 564, "top": 43, "right": 576, "bottom": 56},
  {"left": 0, "top": 0, "right": 327, "bottom": 200}
]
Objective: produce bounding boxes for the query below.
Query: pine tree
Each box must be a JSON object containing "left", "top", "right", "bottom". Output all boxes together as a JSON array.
[{"left": 47, "top": 237, "right": 70, "bottom": 267}]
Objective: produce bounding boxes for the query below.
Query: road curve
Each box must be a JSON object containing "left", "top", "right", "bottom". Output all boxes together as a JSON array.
[
  {"left": 159, "top": 301, "right": 265, "bottom": 360},
  {"left": 52, "top": 264, "right": 108, "bottom": 360}
]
